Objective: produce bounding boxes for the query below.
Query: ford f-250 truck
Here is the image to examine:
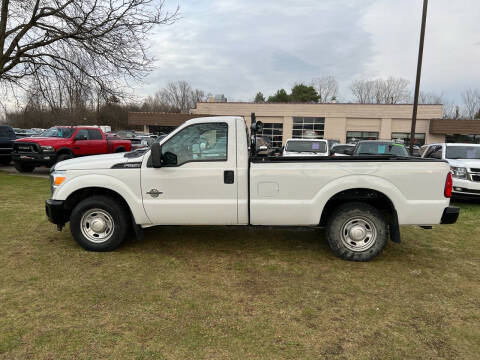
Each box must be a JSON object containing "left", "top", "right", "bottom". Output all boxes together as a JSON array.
[
  {"left": 12, "top": 126, "right": 131, "bottom": 173},
  {"left": 45, "top": 116, "right": 459, "bottom": 261}
]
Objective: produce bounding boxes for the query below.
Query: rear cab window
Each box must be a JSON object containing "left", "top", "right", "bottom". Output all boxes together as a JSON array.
[{"left": 285, "top": 140, "right": 328, "bottom": 153}]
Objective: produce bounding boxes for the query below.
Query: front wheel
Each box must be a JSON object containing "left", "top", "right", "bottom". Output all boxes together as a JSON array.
[
  {"left": 326, "top": 202, "right": 388, "bottom": 261},
  {"left": 70, "top": 195, "right": 129, "bottom": 251},
  {"left": 14, "top": 161, "right": 35, "bottom": 173}
]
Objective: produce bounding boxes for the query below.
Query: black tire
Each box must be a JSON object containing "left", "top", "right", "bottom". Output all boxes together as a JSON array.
[
  {"left": 70, "top": 195, "right": 129, "bottom": 251},
  {"left": 14, "top": 161, "right": 35, "bottom": 173},
  {"left": 0, "top": 157, "right": 11, "bottom": 165},
  {"left": 115, "top": 147, "right": 125, "bottom": 153},
  {"left": 326, "top": 202, "right": 387, "bottom": 262},
  {"left": 56, "top": 153, "right": 73, "bottom": 163}
]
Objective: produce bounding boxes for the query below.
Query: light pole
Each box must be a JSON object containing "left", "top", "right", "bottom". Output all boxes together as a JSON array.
[{"left": 410, "top": 0, "right": 428, "bottom": 155}]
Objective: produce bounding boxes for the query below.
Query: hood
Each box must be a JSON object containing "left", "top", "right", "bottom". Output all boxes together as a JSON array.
[
  {"left": 54, "top": 152, "right": 144, "bottom": 171},
  {"left": 15, "top": 137, "right": 70, "bottom": 144},
  {"left": 446, "top": 159, "right": 480, "bottom": 169}
]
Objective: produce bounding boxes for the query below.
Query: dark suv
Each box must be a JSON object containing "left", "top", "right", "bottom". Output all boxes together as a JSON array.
[{"left": 0, "top": 125, "right": 16, "bottom": 165}]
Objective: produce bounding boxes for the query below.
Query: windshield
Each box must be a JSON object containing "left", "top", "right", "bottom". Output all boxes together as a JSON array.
[
  {"left": 286, "top": 140, "right": 327, "bottom": 153},
  {"left": 41, "top": 127, "right": 75, "bottom": 138},
  {"left": 446, "top": 146, "right": 480, "bottom": 159},
  {"left": 355, "top": 142, "right": 408, "bottom": 156}
]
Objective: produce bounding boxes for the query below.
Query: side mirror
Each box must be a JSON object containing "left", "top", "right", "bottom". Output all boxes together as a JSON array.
[
  {"left": 343, "top": 148, "right": 354, "bottom": 156},
  {"left": 151, "top": 142, "right": 162, "bottom": 168}
]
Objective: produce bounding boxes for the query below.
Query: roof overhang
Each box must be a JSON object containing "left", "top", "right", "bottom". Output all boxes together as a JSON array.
[{"left": 430, "top": 119, "right": 480, "bottom": 135}]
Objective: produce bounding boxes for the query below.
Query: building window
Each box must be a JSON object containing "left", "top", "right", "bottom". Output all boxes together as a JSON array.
[
  {"left": 346, "top": 131, "right": 378, "bottom": 143},
  {"left": 391, "top": 132, "right": 426, "bottom": 146},
  {"left": 259, "top": 123, "right": 283, "bottom": 149},
  {"left": 292, "top": 117, "right": 325, "bottom": 139},
  {"left": 446, "top": 134, "right": 480, "bottom": 144}
]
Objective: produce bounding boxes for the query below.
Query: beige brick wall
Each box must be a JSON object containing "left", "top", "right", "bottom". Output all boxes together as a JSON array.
[{"left": 191, "top": 102, "right": 443, "bottom": 145}]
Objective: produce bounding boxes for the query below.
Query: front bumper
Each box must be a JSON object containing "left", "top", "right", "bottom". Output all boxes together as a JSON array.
[
  {"left": 45, "top": 199, "right": 69, "bottom": 226},
  {"left": 12, "top": 152, "right": 56, "bottom": 165},
  {"left": 440, "top": 206, "right": 460, "bottom": 224},
  {"left": 452, "top": 178, "right": 480, "bottom": 197}
]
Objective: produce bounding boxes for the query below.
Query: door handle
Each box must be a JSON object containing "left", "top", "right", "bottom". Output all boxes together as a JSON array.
[{"left": 224, "top": 170, "right": 234, "bottom": 184}]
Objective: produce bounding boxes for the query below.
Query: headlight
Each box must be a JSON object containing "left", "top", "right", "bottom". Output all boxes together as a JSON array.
[
  {"left": 41, "top": 146, "right": 55, "bottom": 152},
  {"left": 51, "top": 171, "right": 67, "bottom": 195},
  {"left": 451, "top": 166, "right": 467, "bottom": 179}
]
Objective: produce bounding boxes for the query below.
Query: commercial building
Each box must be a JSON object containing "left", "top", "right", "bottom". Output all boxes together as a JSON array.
[{"left": 128, "top": 102, "right": 480, "bottom": 148}]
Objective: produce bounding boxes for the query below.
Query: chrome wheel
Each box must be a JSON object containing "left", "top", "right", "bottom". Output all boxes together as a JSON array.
[
  {"left": 340, "top": 216, "right": 377, "bottom": 252},
  {"left": 80, "top": 208, "right": 115, "bottom": 243}
]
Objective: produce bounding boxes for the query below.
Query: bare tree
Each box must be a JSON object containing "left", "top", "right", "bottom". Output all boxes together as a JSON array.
[
  {"left": 0, "top": 0, "right": 179, "bottom": 103},
  {"left": 351, "top": 77, "right": 410, "bottom": 104},
  {"left": 418, "top": 91, "right": 443, "bottom": 105},
  {"left": 312, "top": 76, "right": 338, "bottom": 103},
  {"left": 461, "top": 88, "right": 480, "bottom": 119},
  {"left": 350, "top": 79, "right": 375, "bottom": 104},
  {"left": 148, "top": 81, "right": 206, "bottom": 113}
]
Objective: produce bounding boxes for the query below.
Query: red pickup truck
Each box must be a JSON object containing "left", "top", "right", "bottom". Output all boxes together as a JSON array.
[{"left": 12, "top": 126, "right": 131, "bottom": 172}]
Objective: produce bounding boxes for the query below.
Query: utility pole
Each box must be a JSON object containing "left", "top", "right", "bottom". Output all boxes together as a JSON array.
[{"left": 410, "top": 0, "right": 428, "bottom": 155}]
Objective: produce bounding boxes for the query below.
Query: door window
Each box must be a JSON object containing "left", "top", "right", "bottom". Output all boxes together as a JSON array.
[
  {"left": 424, "top": 145, "right": 442, "bottom": 159},
  {"left": 88, "top": 129, "right": 103, "bottom": 140},
  {"left": 75, "top": 129, "right": 89, "bottom": 140},
  {"left": 161, "top": 123, "right": 228, "bottom": 166}
]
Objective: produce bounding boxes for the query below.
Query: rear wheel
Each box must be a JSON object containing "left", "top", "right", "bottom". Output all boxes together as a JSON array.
[
  {"left": 70, "top": 195, "right": 129, "bottom": 251},
  {"left": 115, "top": 147, "right": 125, "bottom": 153},
  {"left": 14, "top": 161, "right": 35, "bottom": 173},
  {"left": 326, "top": 202, "right": 387, "bottom": 261}
]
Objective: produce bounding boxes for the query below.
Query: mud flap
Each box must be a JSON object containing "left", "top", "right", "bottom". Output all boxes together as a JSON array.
[{"left": 389, "top": 210, "right": 401, "bottom": 243}]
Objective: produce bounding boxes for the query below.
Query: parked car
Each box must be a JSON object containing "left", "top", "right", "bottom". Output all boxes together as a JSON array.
[
  {"left": 326, "top": 139, "right": 340, "bottom": 151},
  {"left": 283, "top": 139, "right": 329, "bottom": 156},
  {"left": 14, "top": 128, "right": 38, "bottom": 139},
  {"left": 130, "top": 136, "right": 155, "bottom": 150},
  {"left": 421, "top": 143, "right": 480, "bottom": 197},
  {"left": 12, "top": 126, "right": 131, "bottom": 173},
  {"left": 331, "top": 144, "right": 355, "bottom": 157},
  {"left": 0, "top": 125, "right": 16, "bottom": 165},
  {"left": 45, "top": 116, "right": 458, "bottom": 262},
  {"left": 350, "top": 140, "right": 409, "bottom": 157}
]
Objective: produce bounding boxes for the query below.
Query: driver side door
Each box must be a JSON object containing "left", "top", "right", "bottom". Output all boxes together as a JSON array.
[{"left": 140, "top": 121, "right": 238, "bottom": 225}]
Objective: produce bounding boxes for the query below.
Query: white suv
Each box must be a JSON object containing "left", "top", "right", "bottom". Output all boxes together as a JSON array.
[{"left": 422, "top": 143, "right": 480, "bottom": 197}]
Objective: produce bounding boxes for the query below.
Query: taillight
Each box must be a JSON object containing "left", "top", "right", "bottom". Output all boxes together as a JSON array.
[{"left": 444, "top": 172, "right": 452, "bottom": 198}]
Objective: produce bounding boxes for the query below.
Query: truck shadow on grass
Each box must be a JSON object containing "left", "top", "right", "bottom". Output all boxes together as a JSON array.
[{"left": 122, "top": 225, "right": 334, "bottom": 259}]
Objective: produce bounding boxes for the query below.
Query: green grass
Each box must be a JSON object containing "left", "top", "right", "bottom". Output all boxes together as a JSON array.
[{"left": 0, "top": 171, "right": 479, "bottom": 359}]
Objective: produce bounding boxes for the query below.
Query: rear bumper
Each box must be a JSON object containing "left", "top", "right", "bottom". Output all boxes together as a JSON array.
[
  {"left": 440, "top": 206, "right": 460, "bottom": 224},
  {"left": 45, "top": 199, "right": 69, "bottom": 226},
  {"left": 12, "top": 152, "right": 56, "bottom": 165}
]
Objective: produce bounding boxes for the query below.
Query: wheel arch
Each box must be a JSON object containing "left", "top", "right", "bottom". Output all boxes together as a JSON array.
[
  {"left": 319, "top": 188, "right": 400, "bottom": 243},
  {"left": 63, "top": 187, "right": 135, "bottom": 225},
  {"left": 56, "top": 147, "right": 74, "bottom": 156}
]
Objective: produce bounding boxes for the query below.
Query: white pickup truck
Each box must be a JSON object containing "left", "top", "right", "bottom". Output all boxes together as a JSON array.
[{"left": 46, "top": 116, "right": 459, "bottom": 261}]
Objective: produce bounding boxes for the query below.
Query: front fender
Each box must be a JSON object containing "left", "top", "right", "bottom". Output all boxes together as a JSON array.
[{"left": 53, "top": 173, "right": 150, "bottom": 224}]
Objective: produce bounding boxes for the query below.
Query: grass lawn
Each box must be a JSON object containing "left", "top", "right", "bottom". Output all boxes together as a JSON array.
[{"left": 0, "top": 171, "right": 479, "bottom": 359}]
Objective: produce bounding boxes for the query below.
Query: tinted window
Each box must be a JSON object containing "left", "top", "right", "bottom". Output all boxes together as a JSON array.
[
  {"left": 424, "top": 145, "right": 442, "bottom": 159},
  {"left": 0, "top": 126, "right": 14, "bottom": 137},
  {"left": 162, "top": 123, "right": 228, "bottom": 165},
  {"left": 75, "top": 129, "right": 89, "bottom": 140},
  {"left": 285, "top": 141, "right": 327, "bottom": 153},
  {"left": 88, "top": 129, "right": 103, "bottom": 140},
  {"left": 355, "top": 142, "right": 409, "bottom": 156},
  {"left": 446, "top": 146, "right": 480, "bottom": 159},
  {"left": 332, "top": 145, "right": 354, "bottom": 154}
]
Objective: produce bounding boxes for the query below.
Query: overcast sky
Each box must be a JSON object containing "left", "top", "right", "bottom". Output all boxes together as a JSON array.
[{"left": 138, "top": 0, "right": 480, "bottom": 103}]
